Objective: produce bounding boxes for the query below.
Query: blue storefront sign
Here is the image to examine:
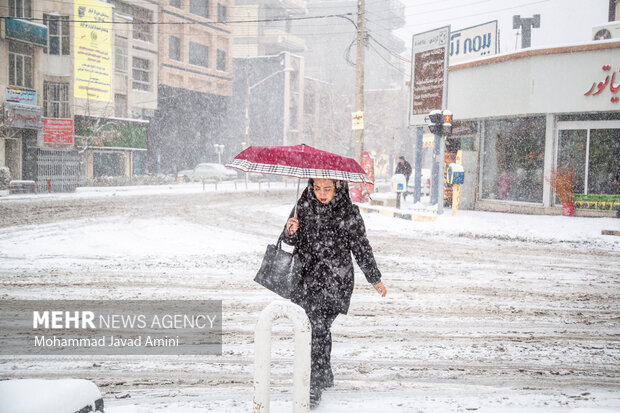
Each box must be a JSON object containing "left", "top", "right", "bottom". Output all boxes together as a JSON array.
[
  {"left": 5, "top": 18, "right": 48, "bottom": 47},
  {"left": 6, "top": 87, "right": 37, "bottom": 105}
]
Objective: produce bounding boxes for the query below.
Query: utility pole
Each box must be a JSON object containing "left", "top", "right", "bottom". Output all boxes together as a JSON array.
[{"left": 354, "top": 0, "right": 365, "bottom": 163}]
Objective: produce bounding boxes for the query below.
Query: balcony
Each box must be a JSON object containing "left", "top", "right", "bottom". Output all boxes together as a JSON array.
[{"left": 260, "top": 28, "right": 307, "bottom": 53}]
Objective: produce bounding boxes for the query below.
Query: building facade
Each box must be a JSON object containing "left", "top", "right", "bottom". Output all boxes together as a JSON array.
[
  {"left": 149, "top": 0, "right": 233, "bottom": 174},
  {"left": 1, "top": 0, "right": 158, "bottom": 191},
  {"left": 446, "top": 41, "right": 620, "bottom": 215}
]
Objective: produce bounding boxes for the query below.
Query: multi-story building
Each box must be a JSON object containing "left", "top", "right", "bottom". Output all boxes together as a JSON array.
[
  {"left": 149, "top": 0, "right": 234, "bottom": 174},
  {"left": 0, "top": 0, "right": 158, "bottom": 190}
]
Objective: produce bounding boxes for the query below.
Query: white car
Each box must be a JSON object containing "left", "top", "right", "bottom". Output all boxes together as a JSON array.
[
  {"left": 177, "top": 163, "right": 238, "bottom": 182},
  {"left": 0, "top": 379, "right": 104, "bottom": 413}
]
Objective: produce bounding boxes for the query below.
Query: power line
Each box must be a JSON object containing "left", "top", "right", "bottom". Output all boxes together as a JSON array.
[{"left": 0, "top": 12, "right": 354, "bottom": 25}]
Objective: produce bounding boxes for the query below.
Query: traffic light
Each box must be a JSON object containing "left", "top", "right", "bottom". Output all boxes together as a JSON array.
[
  {"left": 427, "top": 110, "right": 443, "bottom": 135},
  {"left": 427, "top": 110, "right": 453, "bottom": 136},
  {"left": 442, "top": 110, "right": 453, "bottom": 136}
]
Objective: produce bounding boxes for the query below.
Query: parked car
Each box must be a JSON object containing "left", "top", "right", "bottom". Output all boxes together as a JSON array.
[
  {"left": 8, "top": 180, "right": 37, "bottom": 194},
  {"left": 177, "top": 163, "right": 238, "bottom": 182}
]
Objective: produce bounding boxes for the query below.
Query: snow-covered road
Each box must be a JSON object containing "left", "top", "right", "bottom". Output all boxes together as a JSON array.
[{"left": 1, "top": 184, "right": 619, "bottom": 412}]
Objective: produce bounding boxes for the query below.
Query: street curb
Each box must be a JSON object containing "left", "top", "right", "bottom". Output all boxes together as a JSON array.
[
  {"left": 602, "top": 230, "right": 620, "bottom": 237},
  {"left": 357, "top": 204, "right": 437, "bottom": 222}
]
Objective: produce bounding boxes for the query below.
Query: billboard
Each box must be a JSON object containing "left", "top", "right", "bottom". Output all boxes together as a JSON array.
[
  {"left": 74, "top": 0, "right": 112, "bottom": 102},
  {"left": 409, "top": 26, "right": 450, "bottom": 126},
  {"left": 450, "top": 21, "right": 498, "bottom": 65}
]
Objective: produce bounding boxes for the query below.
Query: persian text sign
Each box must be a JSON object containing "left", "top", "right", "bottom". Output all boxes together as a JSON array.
[
  {"left": 4, "top": 102, "right": 42, "bottom": 130},
  {"left": 43, "top": 118, "right": 74, "bottom": 144},
  {"left": 410, "top": 26, "right": 450, "bottom": 126},
  {"left": 450, "top": 21, "right": 498, "bottom": 65},
  {"left": 0, "top": 300, "right": 222, "bottom": 355},
  {"left": 6, "top": 87, "right": 37, "bottom": 104},
  {"left": 74, "top": 0, "right": 112, "bottom": 102}
]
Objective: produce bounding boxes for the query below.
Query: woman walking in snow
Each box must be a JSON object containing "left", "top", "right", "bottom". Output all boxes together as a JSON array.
[{"left": 282, "top": 178, "right": 387, "bottom": 408}]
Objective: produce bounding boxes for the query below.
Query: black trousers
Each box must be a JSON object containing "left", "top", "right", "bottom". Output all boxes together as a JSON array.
[{"left": 306, "top": 307, "right": 338, "bottom": 389}]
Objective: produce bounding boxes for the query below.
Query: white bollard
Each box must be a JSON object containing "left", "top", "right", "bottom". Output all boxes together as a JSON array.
[{"left": 253, "top": 300, "right": 311, "bottom": 413}]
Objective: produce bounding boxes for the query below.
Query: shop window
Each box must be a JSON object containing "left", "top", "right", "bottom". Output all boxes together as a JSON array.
[
  {"left": 8, "top": 41, "right": 33, "bottom": 88},
  {"left": 43, "top": 15, "right": 70, "bottom": 55},
  {"left": 115, "top": 37, "right": 128, "bottom": 73},
  {"left": 170, "top": 0, "right": 181, "bottom": 8},
  {"left": 190, "top": 0, "right": 209, "bottom": 18},
  {"left": 189, "top": 42, "right": 209, "bottom": 68},
  {"left": 43, "top": 81, "right": 70, "bottom": 118},
  {"left": 481, "top": 116, "right": 545, "bottom": 203},
  {"left": 169, "top": 36, "right": 181, "bottom": 61},
  {"left": 558, "top": 128, "right": 620, "bottom": 195},
  {"left": 9, "top": 0, "right": 31, "bottom": 17},
  {"left": 216, "top": 49, "right": 226, "bottom": 71},
  {"left": 558, "top": 129, "right": 587, "bottom": 194},
  {"left": 132, "top": 57, "right": 151, "bottom": 91}
]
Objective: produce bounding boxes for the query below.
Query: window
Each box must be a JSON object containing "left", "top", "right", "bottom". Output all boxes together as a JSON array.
[
  {"left": 8, "top": 41, "right": 33, "bottom": 88},
  {"left": 481, "top": 116, "right": 545, "bottom": 203},
  {"left": 9, "top": 0, "right": 31, "bottom": 17},
  {"left": 115, "top": 94, "right": 127, "bottom": 118},
  {"left": 132, "top": 57, "right": 151, "bottom": 91},
  {"left": 110, "top": 1, "right": 153, "bottom": 42},
  {"left": 169, "top": 36, "right": 181, "bottom": 61},
  {"left": 115, "top": 36, "right": 128, "bottom": 73},
  {"left": 217, "top": 4, "right": 226, "bottom": 23},
  {"left": 43, "top": 82, "right": 70, "bottom": 118},
  {"left": 43, "top": 15, "right": 70, "bottom": 55},
  {"left": 558, "top": 128, "right": 620, "bottom": 195},
  {"left": 133, "top": 6, "right": 154, "bottom": 42},
  {"left": 190, "top": 0, "right": 209, "bottom": 18},
  {"left": 216, "top": 49, "right": 226, "bottom": 71},
  {"left": 189, "top": 42, "right": 209, "bottom": 68},
  {"left": 170, "top": 0, "right": 181, "bottom": 7}
]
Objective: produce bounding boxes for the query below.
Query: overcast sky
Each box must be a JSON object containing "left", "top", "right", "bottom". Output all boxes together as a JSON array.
[{"left": 394, "top": 0, "right": 611, "bottom": 53}]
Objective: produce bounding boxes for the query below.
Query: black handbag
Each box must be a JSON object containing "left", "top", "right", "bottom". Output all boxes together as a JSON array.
[{"left": 254, "top": 234, "right": 302, "bottom": 299}]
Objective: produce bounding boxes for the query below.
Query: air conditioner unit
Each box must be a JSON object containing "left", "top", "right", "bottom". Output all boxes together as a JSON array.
[{"left": 592, "top": 21, "right": 620, "bottom": 40}]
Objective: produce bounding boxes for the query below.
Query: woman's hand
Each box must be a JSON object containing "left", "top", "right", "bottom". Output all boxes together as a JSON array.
[
  {"left": 373, "top": 281, "right": 387, "bottom": 297},
  {"left": 286, "top": 216, "right": 299, "bottom": 235}
]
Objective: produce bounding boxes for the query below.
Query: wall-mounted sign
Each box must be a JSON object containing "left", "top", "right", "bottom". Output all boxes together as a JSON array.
[
  {"left": 5, "top": 18, "right": 48, "bottom": 47},
  {"left": 409, "top": 26, "right": 451, "bottom": 126},
  {"left": 352, "top": 111, "right": 364, "bottom": 130},
  {"left": 43, "top": 118, "right": 74, "bottom": 144},
  {"left": 450, "top": 21, "right": 498, "bottom": 66},
  {"left": 6, "top": 87, "right": 37, "bottom": 105},
  {"left": 4, "top": 102, "right": 43, "bottom": 130},
  {"left": 74, "top": 0, "right": 112, "bottom": 102}
]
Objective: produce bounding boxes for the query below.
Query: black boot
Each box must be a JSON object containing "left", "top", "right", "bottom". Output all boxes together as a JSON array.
[{"left": 310, "top": 386, "right": 322, "bottom": 409}]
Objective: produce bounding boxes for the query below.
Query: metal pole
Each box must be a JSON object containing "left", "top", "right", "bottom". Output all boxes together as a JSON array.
[
  {"left": 294, "top": 178, "right": 301, "bottom": 216},
  {"left": 414, "top": 126, "right": 423, "bottom": 203},
  {"left": 253, "top": 301, "right": 311, "bottom": 413},
  {"left": 438, "top": 136, "right": 445, "bottom": 214},
  {"left": 354, "top": 0, "right": 365, "bottom": 163},
  {"left": 431, "top": 133, "right": 441, "bottom": 206}
]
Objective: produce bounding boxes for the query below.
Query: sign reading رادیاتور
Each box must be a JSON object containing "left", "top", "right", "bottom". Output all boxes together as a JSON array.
[
  {"left": 74, "top": 0, "right": 112, "bottom": 102},
  {"left": 409, "top": 26, "right": 450, "bottom": 126}
]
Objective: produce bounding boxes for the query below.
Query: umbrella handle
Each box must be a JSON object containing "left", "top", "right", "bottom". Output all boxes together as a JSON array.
[{"left": 294, "top": 178, "right": 301, "bottom": 216}]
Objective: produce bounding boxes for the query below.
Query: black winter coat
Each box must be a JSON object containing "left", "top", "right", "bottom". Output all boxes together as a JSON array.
[{"left": 281, "top": 179, "right": 382, "bottom": 314}]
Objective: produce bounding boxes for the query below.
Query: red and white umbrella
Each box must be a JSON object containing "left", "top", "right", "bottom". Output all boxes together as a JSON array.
[{"left": 226, "top": 144, "right": 372, "bottom": 183}]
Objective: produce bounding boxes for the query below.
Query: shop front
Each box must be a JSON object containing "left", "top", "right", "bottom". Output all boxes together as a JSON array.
[{"left": 448, "top": 41, "right": 620, "bottom": 215}]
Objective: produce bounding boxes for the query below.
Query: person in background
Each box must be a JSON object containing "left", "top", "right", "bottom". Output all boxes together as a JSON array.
[
  {"left": 283, "top": 178, "right": 387, "bottom": 408},
  {"left": 395, "top": 156, "right": 412, "bottom": 200}
]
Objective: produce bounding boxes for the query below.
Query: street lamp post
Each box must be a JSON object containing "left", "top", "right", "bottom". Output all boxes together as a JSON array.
[{"left": 244, "top": 67, "right": 294, "bottom": 148}]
